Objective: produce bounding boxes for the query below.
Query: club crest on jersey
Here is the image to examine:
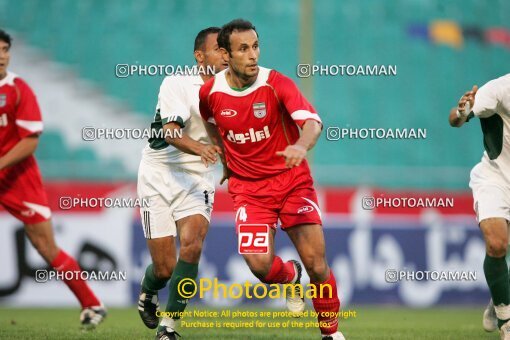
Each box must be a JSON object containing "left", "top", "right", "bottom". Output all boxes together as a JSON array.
[
  {"left": 253, "top": 102, "right": 266, "bottom": 118},
  {"left": 0, "top": 95, "right": 6, "bottom": 107}
]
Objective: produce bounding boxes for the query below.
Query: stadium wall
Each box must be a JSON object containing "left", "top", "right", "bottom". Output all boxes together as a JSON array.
[{"left": 0, "top": 182, "right": 487, "bottom": 307}]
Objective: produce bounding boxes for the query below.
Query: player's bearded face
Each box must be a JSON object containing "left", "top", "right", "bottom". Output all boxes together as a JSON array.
[
  {"left": 227, "top": 30, "right": 259, "bottom": 79},
  {"left": 0, "top": 41, "right": 9, "bottom": 78}
]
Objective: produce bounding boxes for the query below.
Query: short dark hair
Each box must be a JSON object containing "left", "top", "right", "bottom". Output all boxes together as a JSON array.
[
  {"left": 0, "top": 29, "right": 12, "bottom": 47},
  {"left": 194, "top": 27, "right": 221, "bottom": 52},
  {"left": 218, "top": 19, "right": 257, "bottom": 53}
]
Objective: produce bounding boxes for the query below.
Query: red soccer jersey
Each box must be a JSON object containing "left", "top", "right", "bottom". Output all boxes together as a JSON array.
[
  {"left": 0, "top": 72, "right": 43, "bottom": 158},
  {"left": 199, "top": 67, "right": 322, "bottom": 179}
]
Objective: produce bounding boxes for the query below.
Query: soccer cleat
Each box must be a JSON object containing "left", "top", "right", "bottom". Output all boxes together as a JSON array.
[
  {"left": 155, "top": 327, "right": 181, "bottom": 340},
  {"left": 501, "top": 320, "right": 510, "bottom": 340},
  {"left": 285, "top": 260, "right": 306, "bottom": 315},
  {"left": 80, "top": 304, "right": 107, "bottom": 329},
  {"left": 138, "top": 291, "right": 160, "bottom": 329},
  {"left": 322, "top": 331, "right": 346, "bottom": 340},
  {"left": 483, "top": 299, "right": 497, "bottom": 332}
]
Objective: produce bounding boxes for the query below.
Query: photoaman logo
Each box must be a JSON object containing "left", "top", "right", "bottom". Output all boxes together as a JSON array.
[{"left": 177, "top": 278, "right": 334, "bottom": 300}]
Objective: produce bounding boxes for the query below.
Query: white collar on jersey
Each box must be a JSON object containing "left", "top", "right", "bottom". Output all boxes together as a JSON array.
[
  {"left": 0, "top": 71, "right": 18, "bottom": 87},
  {"left": 211, "top": 67, "right": 271, "bottom": 97},
  {"left": 189, "top": 65, "right": 205, "bottom": 86}
]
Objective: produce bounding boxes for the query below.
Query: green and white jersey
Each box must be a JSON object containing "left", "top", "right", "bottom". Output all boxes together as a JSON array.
[
  {"left": 142, "top": 70, "right": 211, "bottom": 172},
  {"left": 469, "top": 73, "right": 510, "bottom": 184}
]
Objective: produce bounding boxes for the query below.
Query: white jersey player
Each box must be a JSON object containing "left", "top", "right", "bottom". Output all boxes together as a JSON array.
[
  {"left": 449, "top": 74, "right": 510, "bottom": 340},
  {"left": 136, "top": 27, "right": 227, "bottom": 340}
]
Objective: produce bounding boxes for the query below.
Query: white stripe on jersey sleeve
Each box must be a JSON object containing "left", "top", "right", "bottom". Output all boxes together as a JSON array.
[
  {"left": 23, "top": 201, "right": 52, "bottom": 220},
  {"left": 472, "top": 74, "right": 510, "bottom": 118},
  {"left": 290, "top": 110, "right": 322, "bottom": 123},
  {"left": 16, "top": 120, "right": 44, "bottom": 133}
]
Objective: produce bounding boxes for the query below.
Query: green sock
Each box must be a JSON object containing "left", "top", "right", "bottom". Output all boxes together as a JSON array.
[
  {"left": 484, "top": 254, "right": 510, "bottom": 328},
  {"left": 142, "top": 264, "right": 169, "bottom": 295},
  {"left": 158, "top": 259, "right": 198, "bottom": 331}
]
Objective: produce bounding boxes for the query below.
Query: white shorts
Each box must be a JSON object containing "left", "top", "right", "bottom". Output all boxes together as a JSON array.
[
  {"left": 469, "top": 163, "right": 510, "bottom": 223},
  {"left": 137, "top": 160, "right": 215, "bottom": 239}
]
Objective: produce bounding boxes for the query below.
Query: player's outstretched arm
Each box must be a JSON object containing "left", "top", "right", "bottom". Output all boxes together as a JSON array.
[
  {"left": 276, "top": 120, "right": 322, "bottom": 168},
  {"left": 0, "top": 135, "right": 39, "bottom": 171},
  {"left": 163, "top": 122, "right": 221, "bottom": 167},
  {"left": 449, "top": 85, "right": 478, "bottom": 128}
]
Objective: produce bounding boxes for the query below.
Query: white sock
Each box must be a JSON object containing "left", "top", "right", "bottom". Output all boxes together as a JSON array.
[
  {"left": 160, "top": 317, "right": 176, "bottom": 330},
  {"left": 495, "top": 304, "right": 510, "bottom": 321}
]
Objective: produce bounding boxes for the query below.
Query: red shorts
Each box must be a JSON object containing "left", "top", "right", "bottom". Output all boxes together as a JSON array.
[
  {"left": 0, "top": 157, "right": 51, "bottom": 224},
  {"left": 228, "top": 162, "right": 322, "bottom": 231}
]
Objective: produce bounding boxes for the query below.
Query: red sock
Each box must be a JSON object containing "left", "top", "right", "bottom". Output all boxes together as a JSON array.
[
  {"left": 261, "top": 256, "right": 296, "bottom": 284},
  {"left": 311, "top": 270, "right": 340, "bottom": 335},
  {"left": 50, "top": 250, "right": 101, "bottom": 308}
]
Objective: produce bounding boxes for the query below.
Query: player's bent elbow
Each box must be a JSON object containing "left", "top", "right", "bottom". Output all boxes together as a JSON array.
[
  {"left": 448, "top": 110, "right": 462, "bottom": 128},
  {"left": 164, "top": 136, "right": 178, "bottom": 146},
  {"left": 25, "top": 135, "right": 40, "bottom": 153},
  {"left": 304, "top": 119, "right": 322, "bottom": 132},
  {"left": 163, "top": 125, "right": 182, "bottom": 146}
]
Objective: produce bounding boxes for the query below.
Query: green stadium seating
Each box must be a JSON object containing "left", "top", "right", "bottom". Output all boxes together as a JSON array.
[{"left": 2, "top": 0, "right": 509, "bottom": 188}]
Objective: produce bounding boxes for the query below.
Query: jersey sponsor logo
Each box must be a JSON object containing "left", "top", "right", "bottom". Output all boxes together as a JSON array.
[
  {"left": 0, "top": 113, "right": 7, "bottom": 127},
  {"left": 238, "top": 224, "right": 269, "bottom": 254},
  {"left": 220, "top": 109, "right": 237, "bottom": 117},
  {"left": 0, "top": 94, "right": 5, "bottom": 107},
  {"left": 297, "top": 205, "right": 314, "bottom": 214},
  {"left": 227, "top": 125, "right": 270, "bottom": 144},
  {"left": 253, "top": 102, "right": 266, "bottom": 118},
  {"left": 301, "top": 197, "right": 322, "bottom": 219}
]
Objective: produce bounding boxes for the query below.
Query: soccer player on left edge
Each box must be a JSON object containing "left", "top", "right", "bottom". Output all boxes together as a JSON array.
[{"left": 0, "top": 29, "right": 106, "bottom": 328}]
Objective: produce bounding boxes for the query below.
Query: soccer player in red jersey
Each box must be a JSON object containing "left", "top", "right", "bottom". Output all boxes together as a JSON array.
[
  {"left": 0, "top": 30, "right": 106, "bottom": 328},
  {"left": 199, "top": 19, "right": 344, "bottom": 340}
]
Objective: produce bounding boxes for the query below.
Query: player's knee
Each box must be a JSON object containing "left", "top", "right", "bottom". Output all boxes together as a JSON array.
[
  {"left": 245, "top": 258, "right": 272, "bottom": 280},
  {"left": 179, "top": 244, "right": 203, "bottom": 263},
  {"left": 153, "top": 263, "right": 174, "bottom": 280},
  {"left": 301, "top": 256, "right": 328, "bottom": 282},
  {"left": 179, "top": 237, "right": 204, "bottom": 262},
  {"left": 24, "top": 225, "right": 58, "bottom": 262},
  {"left": 486, "top": 238, "right": 507, "bottom": 257},
  {"left": 32, "top": 240, "right": 53, "bottom": 260}
]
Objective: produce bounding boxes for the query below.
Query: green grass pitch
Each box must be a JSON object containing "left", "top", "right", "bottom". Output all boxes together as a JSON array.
[{"left": 0, "top": 306, "right": 495, "bottom": 339}]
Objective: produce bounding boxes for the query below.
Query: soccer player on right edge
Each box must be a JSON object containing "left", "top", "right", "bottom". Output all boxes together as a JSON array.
[
  {"left": 449, "top": 73, "right": 510, "bottom": 339},
  {"left": 199, "top": 19, "right": 344, "bottom": 340}
]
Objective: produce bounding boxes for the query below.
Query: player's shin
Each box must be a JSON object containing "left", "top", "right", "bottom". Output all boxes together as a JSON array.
[
  {"left": 261, "top": 256, "right": 296, "bottom": 284},
  {"left": 311, "top": 270, "right": 340, "bottom": 336},
  {"left": 484, "top": 254, "right": 510, "bottom": 327},
  {"left": 159, "top": 259, "right": 198, "bottom": 331},
  {"left": 142, "top": 263, "right": 169, "bottom": 294},
  {"left": 50, "top": 250, "right": 101, "bottom": 308}
]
